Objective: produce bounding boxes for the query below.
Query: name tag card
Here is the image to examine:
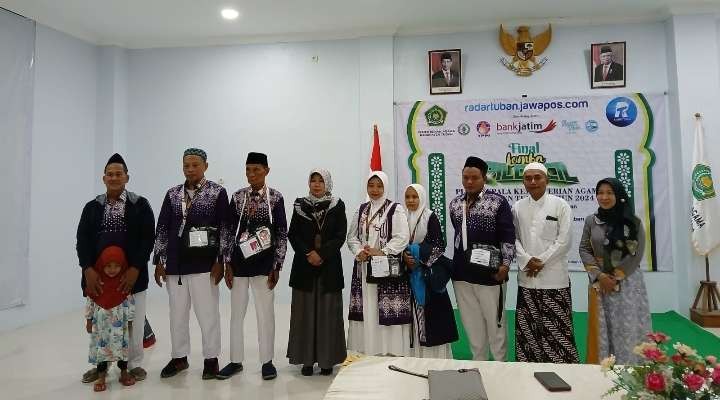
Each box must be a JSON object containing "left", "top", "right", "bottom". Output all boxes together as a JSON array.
[
  {"left": 470, "top": 248, "right": 491, "bottom": 267},
  {"left": 239, "top": 236, "right": 263, "bottom": 258},
  {"left": 237, "top": 226, "right": 273, "bottom": 259},
  {"left": 188, "top": 230, "right": 209, "bottom": 247},
  {"left": 370, "top": 257, "right": 391, "bottom": 278},
  {"left": 256, "top": 226, "right": 272, "bottom": 249}
]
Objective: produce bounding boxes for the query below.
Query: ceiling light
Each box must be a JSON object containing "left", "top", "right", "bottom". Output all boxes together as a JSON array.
[{"left": 221, "top": 8, "right": 239, "bottom": 20}]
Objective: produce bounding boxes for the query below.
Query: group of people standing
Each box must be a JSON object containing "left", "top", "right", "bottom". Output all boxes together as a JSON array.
[
  {"left": 341, "top": 156, "right": 650, "bottom": 367},
  {"left": 454, "top": 158, "right": 650, "bottom": 365},
  {"left": 76, "top": 149, "right": 651, "bottom": 392},
  {"left": 78, "top": 149, "right": 293, "bottom": 392},
  {"left": 447, "top": 157, "right": 650, "bottom": 365}
]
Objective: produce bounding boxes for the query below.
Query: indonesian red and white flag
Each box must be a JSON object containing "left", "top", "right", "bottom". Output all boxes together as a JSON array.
[{"left": 370, "top": 124, "right": 382, "bottom": 171}]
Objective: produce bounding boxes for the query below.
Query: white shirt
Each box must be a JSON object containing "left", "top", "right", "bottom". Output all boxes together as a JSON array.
[
  {"left": 346, "top": 201, "right": 411, "bottom": 356},
  {"left": 347, "top": 202, "right": 410, "bottom": 257},
  {"left": 512, "top": 193, "right": 573, "bottom": 289}
]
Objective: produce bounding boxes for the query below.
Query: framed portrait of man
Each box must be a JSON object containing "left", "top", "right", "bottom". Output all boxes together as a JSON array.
[
  {"left": 429, "top": 49, "right": 462, "bottom": 95},
  {"left": 591, "top": 42, "right": 626, "bottom": 89}
]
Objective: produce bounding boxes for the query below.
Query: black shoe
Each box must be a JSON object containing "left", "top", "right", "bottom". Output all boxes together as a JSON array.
[
  {"left": 160, "top": 357, "right": 189, "bottom": 378},
  {"left": 261, "top": 361, "right": 277, "bottom": 380},
  {"left": 216, "top": 362, "right": 244, "bottom": 380},
  {"left": 320, "top": 368, "right": 333, "bottom": 376},
  {"left": 301, "top": 366, "right": 313, "bottom": 376},
  {"left": 202, "top": 358, "right": 219, "bottom": 380}
]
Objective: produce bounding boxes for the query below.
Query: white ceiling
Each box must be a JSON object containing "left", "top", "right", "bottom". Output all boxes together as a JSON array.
[{"left": 1, "top": 0, "right": 719, "bottom": 48}]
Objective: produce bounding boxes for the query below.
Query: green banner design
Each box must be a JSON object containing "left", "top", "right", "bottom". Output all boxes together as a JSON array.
[
  {"left": 402, "top": 94, "right": 660, "bottom": 271},
  {"left": 614, "top": 150, "right": 635, "bottom": 211},
  {"left": 486, "top": 161, "right": 579, "bottom": 186},
  {"left": 406, "top": 101, "right": 424, "bottom": 185},
  {"left": 428, "top": 153, "right": 447, "bottom": 236},
  {"left": 635, "top": 93, "right": 657, "bottom": 271}
]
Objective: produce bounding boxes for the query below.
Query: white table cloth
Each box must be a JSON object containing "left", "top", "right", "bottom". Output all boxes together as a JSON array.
[{"left": 324, "top": 356, "right": 621, "bottom": 400}]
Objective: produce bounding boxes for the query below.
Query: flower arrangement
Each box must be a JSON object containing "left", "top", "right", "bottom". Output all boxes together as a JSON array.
[{"left": 602, "top": 332, "right": 720, "bottom": 399}]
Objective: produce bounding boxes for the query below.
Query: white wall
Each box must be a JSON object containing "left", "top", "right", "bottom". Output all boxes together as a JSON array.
[
  {"left": 666, "top": 14, "right": 720, "bottom": 314},
  {"left": 393, "top": 23, "right": 669, "bottom": 101},
  {"left": 5, "top": 17, "right": 720, "bottom": 332},
  {"left": 124, "top": 22, "right": 685, "bottom": 312},
  {"left": 95, "top": 45, "right": 129, "bottom": 194},
  {"left": 0, "top": 25, "right": 99, "bottom": 331},
  {"left": 126, "top": 37, "right": 394, "bottom": 304},
  {"left": 392, "top": 22, "right": 682, "bottom": 312},
  {"left": 0, "top": 9, "right": 34, "bottom": 312}
]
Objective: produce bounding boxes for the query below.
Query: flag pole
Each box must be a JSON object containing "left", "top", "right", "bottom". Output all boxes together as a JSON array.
[
  {"left": 695, "top": 112, "right": 710, "bottom": 302},
  {"left": 706, "top": 255, "right": 711, "bottom": 284},
  {"left": 690, "top": 112, "right": 720, "bottom": 326}
]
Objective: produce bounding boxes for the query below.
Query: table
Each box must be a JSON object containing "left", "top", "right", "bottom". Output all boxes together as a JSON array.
[{"left": 324, "top": 356, "right": 622, "bottom": 400}]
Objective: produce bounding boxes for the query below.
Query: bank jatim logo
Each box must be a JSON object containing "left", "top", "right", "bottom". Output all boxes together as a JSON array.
[
  {"left": 531, "top": 120, "right": 556, "bottom": 133},
  {"left": 494, "top": 120, "right": 557, "bottom": 134}
]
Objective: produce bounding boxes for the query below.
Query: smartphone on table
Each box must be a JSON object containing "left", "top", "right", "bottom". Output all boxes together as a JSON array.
[{"left": 534, "top": 372, "right": 571, "bottom": 392}]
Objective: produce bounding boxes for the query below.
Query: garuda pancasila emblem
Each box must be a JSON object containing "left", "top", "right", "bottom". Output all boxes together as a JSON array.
[{"left": 499, "top": 24, "right": 552, "bottom": 76}]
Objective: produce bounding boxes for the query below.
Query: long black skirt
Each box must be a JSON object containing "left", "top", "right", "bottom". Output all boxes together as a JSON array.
[{"left": 287, "top": 277, "right": 346, "bottom": 369}]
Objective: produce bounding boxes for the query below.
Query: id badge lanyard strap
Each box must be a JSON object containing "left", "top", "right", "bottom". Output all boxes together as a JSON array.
[
  {"left": 364, "top": 200, "right": 388, "bottom": 247},
  {"left": 461, "top": 189, "right": 484, "bottom": 251},
  {"left": 408, "top": 208, "right": 428, "bottom": 244},
  {"left": 311, "top": 208, "right": 329, "bottom": 250},
  {"left": 462, "top": 189, "right": 501, "bottom": 326},
  {"left": 235, "top": 186, "right": 273, "bottom": 240},
  {"left": 177, "top": 179, "right": 206, "bottom": 285},
  {"left": 179, "top": 179, "right": 206, "bottom": 237}
]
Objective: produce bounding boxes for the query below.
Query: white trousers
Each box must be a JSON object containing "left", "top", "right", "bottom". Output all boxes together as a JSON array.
[
  {"left": 453, "top": 280, "right": 507, "bottom": 361},
  {"left": 166, "top": 273, "right": 221, "bottom": 359},
  {"left": 230, "top": 276, "right": 275, "bottom": 364},
  {"left": 128, "top": 290, "right": 146, "bottom": 369}
]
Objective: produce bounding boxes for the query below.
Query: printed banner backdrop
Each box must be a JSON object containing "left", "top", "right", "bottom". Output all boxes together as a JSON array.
[{"left": 395, "top": 94, "right": 672, "bottom": 271}]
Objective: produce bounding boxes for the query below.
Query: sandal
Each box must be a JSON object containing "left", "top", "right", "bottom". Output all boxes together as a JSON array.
[
  {"left": 119, "top": 372, "right": 136, "bottom": 386},
  {"left": 82, "top": 368, "right": 98, "bottom": 383},
  {"left": 93, "top": 382, "right": 107, "bottom": 392}
]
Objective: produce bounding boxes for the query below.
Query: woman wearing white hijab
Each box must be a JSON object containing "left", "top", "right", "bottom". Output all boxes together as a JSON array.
[
  {"left": 287, "top": 169, "right": 347, "bottom": 376},
  {"left": 346, "top": 171, "right": 411, "bottom": 356},
  {"left": 403, "top": 184, "right": 458, "bottom": 358}
]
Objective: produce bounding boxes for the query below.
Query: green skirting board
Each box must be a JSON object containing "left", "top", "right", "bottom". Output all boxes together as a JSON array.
[{"left": 450, "top": 310, "right": 720, "bottom": 362}]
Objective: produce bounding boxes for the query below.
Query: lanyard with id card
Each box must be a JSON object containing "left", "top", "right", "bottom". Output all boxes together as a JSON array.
[
  {"left": 186, "top": 226, "right": 219, "bottom": 248},
  {"left": 179, "top": 181, "right": 220, "bottom": 251},
  {"left": 470, "top": 247, "right": 491, "bottom": 266},
  {"left": 465, "top": 243, "right": 501, "bottom": 270},
  {"left": 462, "top": 192, "right": 500, "bottom": 270},
  {"left": 367, "top": 255, "right": 403, "bottom": 283},
  {"left": 234, "top": 188, "right": 274, "bottom": 259},
  {"left": 179, "top": 181, "right": 206, "bottom": 236},
  {"left": 362, "top": 201, "right": 406, "bottom": 283},
  {"left": 310, "top": 205, "right": 329, "bottom": 250},
  {"left": 370, "top": 256, "right": 390, "bottom": 278}
]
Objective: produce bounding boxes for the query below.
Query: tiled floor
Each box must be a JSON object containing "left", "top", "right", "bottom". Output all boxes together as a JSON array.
[
  {"left": 0, "top": 301, "right": 335, "bottom": 400},
  {"left": 2, "top": 301, "right": 719, "bottom": 400}
]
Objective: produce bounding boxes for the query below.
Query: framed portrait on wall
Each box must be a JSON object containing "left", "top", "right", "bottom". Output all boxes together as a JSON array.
[
  {"left": 591, "top": 42, "right": 626, "bottom": 89},
  {"left": 429, "top": 49, "right": 462, "bottom": 95}
]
